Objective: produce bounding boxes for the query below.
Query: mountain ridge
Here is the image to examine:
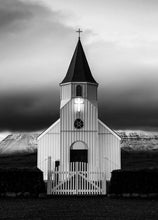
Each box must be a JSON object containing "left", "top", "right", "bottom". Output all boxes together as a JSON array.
[
  {"left": 0, "top": 130, "right": 158, "bottom": 155},
  {"left": 0, "top": 133, "right": 38, "bottom": 155}
]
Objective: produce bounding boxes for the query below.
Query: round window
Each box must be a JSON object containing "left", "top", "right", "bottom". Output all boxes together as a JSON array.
[{"left": 74, "top": 118, "right": 84, "bottom": 129}]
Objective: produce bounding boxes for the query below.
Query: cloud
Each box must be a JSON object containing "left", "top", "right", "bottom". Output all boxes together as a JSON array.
[
  {"left": 0, "top": 88, "right": 59, "bottom": 132},
  {"left": 0, "top": 0, "right": 75, "bottom": 93},
  {"left": 1, "top": 83, "right": 158, "bottom": 132},
  {"left": 0, "top": 0, "right": 72, "bottom": 39},
  {"left": 100, "top": 106, "right": 158, "bottom": 131},
  {"left": 0, "top": 0, "right": 49, "bottom": 33},
  {"left": 0, "top": 0, "right": 31, "bottom": 28},
  {"left": 99, "top": 84, "right": 158, "bottom": 130},
  {"left": 0, "top": 0, "right": 158, "bottom": 132},
  {"left": 0, "top": 0, "right": 75, "bottom": 132}
]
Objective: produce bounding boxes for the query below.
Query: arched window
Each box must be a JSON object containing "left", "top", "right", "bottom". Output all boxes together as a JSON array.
[{"left": 76, "top": 85, "right": 82, "bottom": 97}]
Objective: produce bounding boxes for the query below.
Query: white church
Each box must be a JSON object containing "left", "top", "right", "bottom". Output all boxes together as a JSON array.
[{"left": 37, "top": 34, "right": 121, "bottom": 195}]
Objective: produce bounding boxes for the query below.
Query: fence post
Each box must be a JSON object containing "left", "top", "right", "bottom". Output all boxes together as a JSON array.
[
  {"left": 102, "top": 173, "right": 106, "bottom": 195},
  {"left": 47, "top": 156, "right": 52, "bottom": 195},
  {"left": 76, "top": 162, "right": 78, "bottom": 194}
]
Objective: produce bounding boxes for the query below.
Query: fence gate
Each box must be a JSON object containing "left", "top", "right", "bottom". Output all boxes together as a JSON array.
[{"left": 47, "top": 161, "right": 106, "bottom": 195}]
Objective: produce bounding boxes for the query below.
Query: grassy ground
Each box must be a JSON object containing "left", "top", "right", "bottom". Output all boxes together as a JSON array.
[
  {"left": 0, "top": 152, "right": 37, "bottom": 168},
  {"left": 121, "top": 150, "right": 158, "bottom": 170},
  {"left": 1, "top": 151, "right": 158, "bottom": 219},
  {"left": 1, "top": 150, "right": 158, "bottom": 170},
  {"left": 0, "top": 197, "right": 158, "bottom": 220}
]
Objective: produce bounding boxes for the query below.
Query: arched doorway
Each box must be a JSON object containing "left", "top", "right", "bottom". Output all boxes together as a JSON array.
[{"left": 70, "top": 141, "right": 88, "bottom": 163}]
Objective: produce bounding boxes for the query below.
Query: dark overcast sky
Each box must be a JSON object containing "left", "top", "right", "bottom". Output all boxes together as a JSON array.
[{"left": 0, "top": 0, "right": 158, "bottom": 134}]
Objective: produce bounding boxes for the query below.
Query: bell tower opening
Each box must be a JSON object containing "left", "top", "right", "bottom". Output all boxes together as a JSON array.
[{"left": 76, "top": 85, "right": 82, "bottom": 97}]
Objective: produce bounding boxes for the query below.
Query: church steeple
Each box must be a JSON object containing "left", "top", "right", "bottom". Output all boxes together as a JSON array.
[{"left": 61, "top": 38, "right": 98, "bottom": 85}]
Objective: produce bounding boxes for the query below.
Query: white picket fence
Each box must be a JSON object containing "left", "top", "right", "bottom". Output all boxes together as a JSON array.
[{"left": 47, "top": 160, "right": 106, "bottom": 195}]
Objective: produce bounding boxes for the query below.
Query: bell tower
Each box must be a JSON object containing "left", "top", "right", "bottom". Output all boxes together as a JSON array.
[{"left": 60, "top": 35, "right": 99, "bottom": 172}]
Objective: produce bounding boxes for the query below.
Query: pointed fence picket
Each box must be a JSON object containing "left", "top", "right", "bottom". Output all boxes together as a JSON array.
[{"left": 47, "top": 160, "right": 106, "bottom": 195}]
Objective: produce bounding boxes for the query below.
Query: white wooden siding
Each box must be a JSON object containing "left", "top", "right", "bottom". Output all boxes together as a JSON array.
[
  {"left": 60, "top": 99, "right": 98, "bottom": 131},
  {"left": 37, "top": 119, "right": 60, "bottom": 180},
  {"left": 60, "top": 84, "right": 71, "bottom": 100},
  {"left": 60, "top": 84, "right": 71, "bottom": 109},
  {"left": 37, "top": 83, "right": 121, "bottom": 182},
  {"left": 37, "top": 117, "right": 121, "bottom": 181},
  {"left": 87, "top": 84, "right": 97, "bottom": 101},
  {"left": 61, "top": 83, "right": 97, "bottom": 100},
  {"left": 60, "top": 98, "right": 99, "bottom": 172},
  {"left": 98, "top": 121, "right": 121, "bottom": 180}
]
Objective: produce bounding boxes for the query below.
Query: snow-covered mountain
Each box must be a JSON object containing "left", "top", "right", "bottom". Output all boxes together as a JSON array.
[
  {"left": 117, "top": 130, "right": 158, "bottom": 138},
  {"left": 1, "top": 130, "right": 158, "bottom": 155},
  {"left": 117, "top": 130, "right": 158, "bottom": 151},
  {"left": 0, "top": 133, "right": 39, "bottom": 155}
]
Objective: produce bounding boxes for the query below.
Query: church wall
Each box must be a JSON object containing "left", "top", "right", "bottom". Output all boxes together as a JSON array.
[
  {"left": 60, "top": 84, "right": 71, "bottom": 100},
  {"left": 60, "top": 131, "right": 99, "bottom": 172},
  {"left": 71, "top": 83, "right": 97, "bottom": 100},
  {"left": 37, "top": 120, "right": 60, "bottom": 180},
  {"left": 71, "top": 83, "right": 87, "bottom": 98},
  {"left": 60, "top": 83, "right": 98, "bottom": 107},
  {"left": 87, "top": 84, "right": 97, "bottom": 101},
  {"left": 98, "top": 121, "right": 121, "bottom": 181},
  {"left": 60, "top": 99, "right": 99, "bottom": 172},
  {"left": 60, "top": 99, "right": 98, "bottom": 131}
]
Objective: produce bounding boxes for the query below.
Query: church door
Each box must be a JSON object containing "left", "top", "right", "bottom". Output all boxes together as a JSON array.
[{"left": 70, "top": 141, "right": 88, "bottom": 163}]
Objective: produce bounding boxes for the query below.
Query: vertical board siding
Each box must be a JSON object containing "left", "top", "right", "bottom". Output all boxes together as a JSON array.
[
  {"left": 38, "top": 86, "right": 121, "bottom": 183},
  {"left": 87, "top": 84, "right": 97, "bottom": 101},
  {"left": 61, "top": 99, "right": 98, "bottom": 131},
  {"left": 61, "top": 84, "right": 71, "bottom": 100},
  {"left": 49, "top": 162, "right": 106, "bottom": 195},
  {"left": 60, "top": 98, "right": 99, "bottom": 173},
  {"left": 98, "top": 121, "right": 121, "bottom": 180},
  {"left": 60, "top": 84, "right": 72, "bottom": 109},
  {"left": 60, "top": 132, "right": 99, "bottom": 172},
  {"left": 37, "top": 116, "right": 121, "bottom": 181},
  {"left": 38, "top": 120, "right": 60, "bottom": 180}
]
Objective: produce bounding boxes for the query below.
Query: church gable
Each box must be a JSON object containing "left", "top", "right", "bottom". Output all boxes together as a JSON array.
[
  {"left": 98, "top": 119, "right": 121, "bottom": 180},
  {"left": 38, "top": 119, "right": 60, "bottom": 140},
  {"left": 98, "top": 119, "right": 121, "bottom": 140}
]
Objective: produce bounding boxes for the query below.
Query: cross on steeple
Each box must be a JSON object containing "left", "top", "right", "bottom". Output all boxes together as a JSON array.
[{"left": 76, "top": 28, "right": 83, "bottom": 39}]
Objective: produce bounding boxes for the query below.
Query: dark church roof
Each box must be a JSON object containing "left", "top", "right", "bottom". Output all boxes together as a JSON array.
[{"left": 61, "top": 38, "right": 98, "bottom": 85}]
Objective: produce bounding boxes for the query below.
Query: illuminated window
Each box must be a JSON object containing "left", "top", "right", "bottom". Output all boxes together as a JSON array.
[
  {"left": 74, "top": 98, "right": 83, "bottom": 112},
  {"left": 76, "top": 85, "right": 82, "bottom": 97}
]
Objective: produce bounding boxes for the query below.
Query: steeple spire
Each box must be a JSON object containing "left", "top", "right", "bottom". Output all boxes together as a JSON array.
[{"left": 61, "top": 37, "right": 98, "bottom": 85}]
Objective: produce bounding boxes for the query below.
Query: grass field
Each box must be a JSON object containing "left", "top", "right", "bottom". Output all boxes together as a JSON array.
[
  {"left": 121, "top": 150, "right": 158, "bottom": 170},
  {"left": 1, "top": 150, "right": 158, "bottom": 219},
  {"left": 1, "top": 197, "right": 158, "bottom": 220},
  {"left": 0, "top": 152, "right": 37, "bottom": 168},
  {"left": 1, "top": 150, "right": 158, "bottom": 170}
]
